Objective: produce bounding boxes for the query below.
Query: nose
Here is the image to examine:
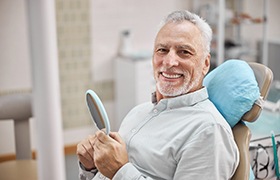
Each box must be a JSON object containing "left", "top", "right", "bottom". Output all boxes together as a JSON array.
[{"left": 163, "top": 50, "right": 179, "bottom": 67}]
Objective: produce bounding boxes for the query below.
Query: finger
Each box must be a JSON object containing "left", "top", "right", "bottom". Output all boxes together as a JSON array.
[
  {"left": 88, "top": 135, "right": 96, "bottom": 150},
  {"left": 94, "top": 135, "right": 113, "bottom": 153},
  {"left": 78, "top": 150, "right": 96, "bottom": 170},
  {"left": 83, "top": 138, "right": 94, "bottom": 154},
  {"left": 83, "top": 144, "right": 94, "bottom": 161},
  {"left": 77, "top": 135, "right": 95, "bottom": 158},
  {"left": 77, "top": 139, "right": 91, "bottom": 155},
  {"left": 109, "top": 132, "right": 124, "bottom": 144},
  {"left": 100, "top": 128, "right": 107, "bottom": 134},
  {"left": 95, "top": 130, "right": 110, "bottom": 144},
  {"left": 94, "top": 136, "right": 105, "bottom": 151},
  {"left": 76, "top": 142, "right": 93, "bottom": 162},
  {"left": 88, "top": 134, "right": 96, "bottom": 142}
]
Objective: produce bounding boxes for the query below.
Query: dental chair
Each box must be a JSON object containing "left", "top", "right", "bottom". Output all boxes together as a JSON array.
[
  {"left": 204, "top": 60, "right": 273, "bottom": 180},
  {"left": 231, "top": 62, "right": 273, "bottom": 180}
]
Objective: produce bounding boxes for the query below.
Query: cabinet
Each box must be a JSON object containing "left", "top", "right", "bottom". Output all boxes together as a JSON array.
[{"left": 114, "top": 57, "right": 155, "bottom": 129}]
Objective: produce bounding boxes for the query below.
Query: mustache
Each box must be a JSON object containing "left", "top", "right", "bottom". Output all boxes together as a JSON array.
[{"left": 159, "top": 67, "right": 184, "bottom": 74}]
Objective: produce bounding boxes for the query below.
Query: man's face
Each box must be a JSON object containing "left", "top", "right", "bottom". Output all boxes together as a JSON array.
[{"left": 152, "top": 21, "right": 210, "bottom": 98}]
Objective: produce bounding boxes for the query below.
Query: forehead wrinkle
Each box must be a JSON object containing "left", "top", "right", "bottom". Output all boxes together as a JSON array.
[
  {"left": 155, "top": 43, "right": 195, "bottom": 50},
  {"left": 154, "top": 43, "right": 169, "bottom": 49}
]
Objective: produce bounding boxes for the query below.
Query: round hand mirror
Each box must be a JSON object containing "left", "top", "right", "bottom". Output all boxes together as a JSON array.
[{"left": 85, "top": 89, "right": 110, "bottom": 135}]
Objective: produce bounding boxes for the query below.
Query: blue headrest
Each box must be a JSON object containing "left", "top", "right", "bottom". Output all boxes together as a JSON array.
[{"left": 203, "top": 59, "right": 260, "bottom": 127}]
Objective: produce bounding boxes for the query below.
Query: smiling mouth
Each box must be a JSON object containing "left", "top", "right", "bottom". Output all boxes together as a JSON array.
[{"left": 161, "top": 72, "right": 183, "bottom": 79}]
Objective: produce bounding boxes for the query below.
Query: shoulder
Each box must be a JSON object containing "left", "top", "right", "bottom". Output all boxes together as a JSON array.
[{"left": 196, "top": 99, "right": 233, "bottom": 134}]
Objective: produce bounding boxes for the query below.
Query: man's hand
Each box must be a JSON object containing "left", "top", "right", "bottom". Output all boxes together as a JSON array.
[
  {"left": 76, "top": 135, "right": 97, "bottom": 170},
  {"left": 94, "top": 131, "right": 129, "bottom": 179}
]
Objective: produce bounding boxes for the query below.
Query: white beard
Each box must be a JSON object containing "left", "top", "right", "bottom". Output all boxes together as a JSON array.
[{"left": 156, "top": 69, "right": 202, "bottom": 97}]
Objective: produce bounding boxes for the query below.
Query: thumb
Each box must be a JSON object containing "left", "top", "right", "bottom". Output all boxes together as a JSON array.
[{"left": 109, "top": 132, "right": 124, "bottom": 144}]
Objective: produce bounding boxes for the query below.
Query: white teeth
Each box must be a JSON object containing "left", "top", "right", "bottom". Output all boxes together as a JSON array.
[{"left": 162, "top": 72, "right": 182, "bottom": 79}]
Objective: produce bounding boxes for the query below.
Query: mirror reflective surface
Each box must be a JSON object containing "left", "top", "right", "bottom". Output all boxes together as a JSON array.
[{"left": 86, "top": 90, "right": 110, "bottom": 134}]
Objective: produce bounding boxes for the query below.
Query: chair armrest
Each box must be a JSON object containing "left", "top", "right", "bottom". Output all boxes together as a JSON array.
[{"left": 0, "top": 93, "right": 32, "bottom": 121}]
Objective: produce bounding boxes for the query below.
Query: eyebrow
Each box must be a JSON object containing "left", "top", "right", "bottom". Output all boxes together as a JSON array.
[
  {"left": 154, "top": 43, "right": 197, "bottom": 54},
  {"left": 176, "top": 44, "right": 196, "bottom": 53}
]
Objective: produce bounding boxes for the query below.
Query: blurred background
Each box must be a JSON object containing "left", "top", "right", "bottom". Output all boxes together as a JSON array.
[{"left": 0, "top": 0, "right": 279, "bottom": 179}]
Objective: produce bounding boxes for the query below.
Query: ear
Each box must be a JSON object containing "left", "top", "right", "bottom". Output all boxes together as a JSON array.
[{"left": 202, "top": 53, "right": 211, "bottom": 76}]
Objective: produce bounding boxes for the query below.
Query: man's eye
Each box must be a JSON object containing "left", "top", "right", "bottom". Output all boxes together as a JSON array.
[
  {"left": 157, "top": 48, "right": 167, "bottom": 53},
  {"left": 180, "top": 50, "right": 191, "bottom": 55}
]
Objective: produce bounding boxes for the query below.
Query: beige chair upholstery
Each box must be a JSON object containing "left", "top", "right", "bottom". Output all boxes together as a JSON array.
[
  {"left": 0, "top": 93, "right": 33, "bottom": 159},
  {"left": 231, "top": 62, "right": 273, "bottom": 180}
]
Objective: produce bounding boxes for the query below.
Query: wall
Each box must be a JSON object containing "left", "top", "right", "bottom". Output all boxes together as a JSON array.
[
  {"left": 0, "top": 0, "right": 31, "bottom": 94},
  {"left": 56, "top": 0, "right": 93, "bottom": 129},
  {"left": 90, "top": 0, "right": 191, "bottom": 83}
]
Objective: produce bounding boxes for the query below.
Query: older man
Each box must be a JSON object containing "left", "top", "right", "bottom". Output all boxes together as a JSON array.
[{"left": 77, "top": 10, "right": 239, "bottom": 180}]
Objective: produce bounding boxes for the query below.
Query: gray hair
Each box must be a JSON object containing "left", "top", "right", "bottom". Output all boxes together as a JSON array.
[{"left": 160, "top": 10, "right": 213, "bottom": 56}]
